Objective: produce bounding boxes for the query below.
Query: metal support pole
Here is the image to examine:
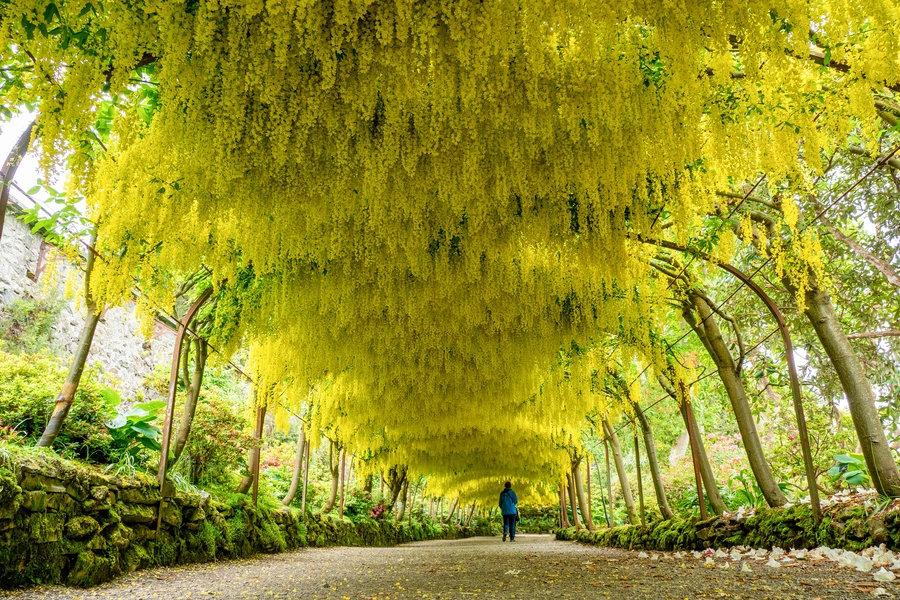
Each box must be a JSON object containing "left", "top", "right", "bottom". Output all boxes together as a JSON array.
[
  {"left": 157, "top": 288, "right": 212, "bottom": 532},
  {"left": 0, "top": 121, "right": 35, "bottom": 243}
]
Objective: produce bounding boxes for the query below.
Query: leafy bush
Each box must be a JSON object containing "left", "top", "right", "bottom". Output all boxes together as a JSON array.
[
  {"left": 827, "top": 453, "right": 871, "bottom": 488},
  {"left": 103, "top": 388, "right": 164, "bottom": 461},
  {"left": 0, "top": 350, "right": 117, "bottom": 462},
  {"left": 174, "top": 392, "right": 254, "bottom": 485},
  {"left": 0, "top": 296, "right": 63, "bottom": 354}
]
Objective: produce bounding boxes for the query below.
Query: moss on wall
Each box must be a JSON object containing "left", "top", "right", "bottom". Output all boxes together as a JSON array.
[
  {"left": 556, "top": 503, "right": 900, "bottom": 553},
  {"left": 0, "top": 450, "right": 490, "bottom": 589}
]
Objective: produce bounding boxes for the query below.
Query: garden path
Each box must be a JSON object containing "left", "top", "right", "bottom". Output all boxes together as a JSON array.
[{"left": 1, "top": 534, "right": 890, "bottom": 599}]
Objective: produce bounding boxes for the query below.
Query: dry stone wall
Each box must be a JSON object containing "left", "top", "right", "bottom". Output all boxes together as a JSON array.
[
  {"left": 0, "top": 201, "right": 174, "bottom": 398},
  {"left": 0, "top": 449, "right": 489, "bottom": 589}
]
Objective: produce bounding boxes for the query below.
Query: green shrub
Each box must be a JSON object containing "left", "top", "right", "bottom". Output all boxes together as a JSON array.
[
  {"left": 0, "top": 296, "right": 63, "bottom": 354},
  {"left": 175, "top": 392, "right": 254, "bottom": 485},
  {"left": 0, "top": 351, "right": 117, "bottom": 462}
]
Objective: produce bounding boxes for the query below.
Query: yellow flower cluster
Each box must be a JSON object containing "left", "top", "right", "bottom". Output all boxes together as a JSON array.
[{"left": 2, "top": 0, "right": 897, "bottom": 502}]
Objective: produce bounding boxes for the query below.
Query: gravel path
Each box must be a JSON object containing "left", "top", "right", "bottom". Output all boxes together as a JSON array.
[{"left": 2, "top": 534, "right": 894, "bottom": 599}]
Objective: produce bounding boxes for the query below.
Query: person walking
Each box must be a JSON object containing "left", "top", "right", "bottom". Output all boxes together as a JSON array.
[{"left": 499, "top": 481, "right": 518, "bottom": 542}]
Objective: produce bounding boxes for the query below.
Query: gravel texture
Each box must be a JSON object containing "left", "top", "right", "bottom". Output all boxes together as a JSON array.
[{"left": 1, "top": 534, "right": 894, "bottom": 599}]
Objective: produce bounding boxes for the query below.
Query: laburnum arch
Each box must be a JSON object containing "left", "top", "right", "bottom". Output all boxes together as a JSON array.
[{"left": 2, "top": 0, "right": 899, "bottom": 508}]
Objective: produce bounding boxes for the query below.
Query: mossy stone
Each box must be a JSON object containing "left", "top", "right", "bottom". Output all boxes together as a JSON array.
[{"left": 65, "top": 516, "right": 101, "bottom": 540}]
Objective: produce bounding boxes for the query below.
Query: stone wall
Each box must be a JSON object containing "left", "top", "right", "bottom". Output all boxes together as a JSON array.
[
  {"left": 556, "top": 503, "right": 900, "bottom": 552},
  {"left": 0, "top": 448, "right": 490, "bottom": 589},
  {"left": 0, "top": 200, "right": 174, "bottom": 398}
]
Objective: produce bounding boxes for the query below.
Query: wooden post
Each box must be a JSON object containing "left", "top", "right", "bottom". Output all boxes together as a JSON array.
[
  {"left": 634, "top": 432, "right": 646, "bottom": 526},
  {"left": 604, "top": 438, "right": 614, "bottom": 525},
  {"left": 685, "top": 401, "right": 708, "bottom": 520},
  {"left": 301, "top": 440, "right": 310, "bottom": 513},
  {"left": 0, "top": 121, "right": 34, "bottom": 243},
  {"left": 251, "top": 404, "right": 266, "bottom": 505},
  {"left": 338, "top": 450, "right": 346, "bottom": 518}
]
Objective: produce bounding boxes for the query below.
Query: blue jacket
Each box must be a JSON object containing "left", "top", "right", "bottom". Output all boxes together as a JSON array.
[{"left": 499, "top": 488, "right": 518, "bottom": 515}]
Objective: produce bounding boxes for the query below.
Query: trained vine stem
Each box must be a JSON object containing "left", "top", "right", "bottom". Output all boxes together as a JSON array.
[{"left": 629, "top": 233, "right": 822, "bottom": 522}]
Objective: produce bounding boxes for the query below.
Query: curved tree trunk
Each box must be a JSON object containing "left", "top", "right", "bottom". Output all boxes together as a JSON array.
[
  {"left": 631, "top": 400, "right": 674, "bottom": 519},
  {"left": 282, "top": 427, "right": 307, "bottom": 505},
  {"left": 172, "top": 337, "right": 209, "bottom": 464},
  {"left": 445, "top": 496, "right": 459, "bottom": 524},
  {"left": 37, "top": 230, "right": 101, "bottom": 448},
  {"left": 798, "top": 283, "right": 900, "bottom": 496},
  {"left": 323, "top": 443, "right": 341, "bottom": 512},
  {"left": 572, "top": 456, "right": 595, "bottom": 531},
  {"left": 683, "top": 293, "right": 787, "bottom": 507},
  {"left": 602, "top": 418, "right": 639, "bottom": 524},
  {"left": 566, "top": 473, "right": 582, "bottom": 531},
  {"left": 395, "top": 479, "right": 409, "bottom": 521}
]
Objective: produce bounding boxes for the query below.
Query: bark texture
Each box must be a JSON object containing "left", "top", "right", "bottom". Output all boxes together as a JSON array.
[
  {"left": 37, "top": 231, "right": 101, "bottom": 448},
  {"left": 602, "top": 419, "right": 639, "bottom": 524},
  {"left": 683, "top": 293, "right": 787, "bottom": 507},
  {"left": 282, "top": 427, "right": 307, "bottom": 505},
  {"left": 800, "top": 285, "right": 900, "bottom": 496},
  {"left": 572, "top": 456, "right": 595, "bottom": 531},
  {"left": 632, "top": 400, "right": 674, "bottom": 519}
]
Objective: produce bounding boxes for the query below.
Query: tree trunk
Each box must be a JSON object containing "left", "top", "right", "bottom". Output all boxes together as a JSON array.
[
  {"left": 173, "top": 337, "right": 209, "bottom": 463},
  {"left": 323, "top": 443, "right": 341, "bottom": 512},
  {"left": 237, "top": 403, "right": 267, "bottom": 496},
  {"left": 800, "top": 284, "right": 900, "bottom": 496},
  {"left": 395, "top": 479, "right": 409, "bottom": 521},
  {"left": 566, "top": 473, "right": 582, "bottom": 530},
  {"left": 631, "top": 400, "right": 674, "bottom": 519},
  {"left": 282, "top": 427, "right": 307, "bottom": 506},
  {"left": 558, "top": 485, "right": 571, "bottom": 527},
  {"left": 37, "top": 231, "right": 101, "bottom": 448},
  {"left": 387, "top": 466, "right": 407, "bottom": 509},
  {"left": 658, "top": 373, "right": 726, "bottom": 514},
  {"left": 445, "top": 496, "right": 459, "bottom": 524},
  {"left": 363, "top": 474, "right": 374, "bottom": 493},
  {"left": 602, "top": 419, "right": 639, "bottom": 524},
  {"left": 572, "top": 456, "right": 595, "bottom": 531},
  {"left": 593, "top": 458, "right": 611, "bottom": 527},
  {"left": 683, "top": 293, "right": 787, "bottom": 507}
]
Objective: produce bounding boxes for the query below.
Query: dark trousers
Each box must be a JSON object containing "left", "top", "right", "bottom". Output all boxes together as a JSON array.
[{"left": 503, "top": 514, "right": 517, "bottom": 540}]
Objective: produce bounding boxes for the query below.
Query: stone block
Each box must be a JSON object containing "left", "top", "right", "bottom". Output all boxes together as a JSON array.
[
  {"left": 22, "top": 490, "right": 47, "bottom": 512},
  {"left": 104, "top": 523, "right": 132, "bottom": 549},
  {"left": 45, "top": 491, "right": 76, "bottom": 514},
  {"left": 20, "top": 472, "right": 65, "bottom": 493},
  {"left": 65, "top": 516, "right": 101, "bottom": 539},
  {"left": 161, "top": 503, "right": 182, "bottom": 528},
  {"left": 119, "top": 502, "right": 156, "bottom": 524},
  {"left": 22, "top": 512, "right": 64, "bottom": 543},
  {"left": 119, "top": 487, "right": 160, "bottom": 505}
]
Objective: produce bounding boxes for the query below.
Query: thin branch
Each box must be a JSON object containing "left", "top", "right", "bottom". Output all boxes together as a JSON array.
[{"left": 847, "top": 329, "right": 900, "bottom": 340}]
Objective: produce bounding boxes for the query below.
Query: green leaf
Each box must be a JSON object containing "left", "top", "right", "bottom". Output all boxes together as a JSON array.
[
  {"left": 100, "top": 387, "right": 122, "bottom": 407},
  {"left": 130, "top": 422, "right": 160, "bottom": 439},
  {"left": 106, "top": 414, "right": 127, "bottom": 429}
]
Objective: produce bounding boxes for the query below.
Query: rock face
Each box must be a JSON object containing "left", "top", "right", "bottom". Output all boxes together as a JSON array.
[
  {"left": 0, "top": 450, "right": 488, "bottom": 589},
  {"left": 0, "top": 201, "right": 174, "bottom": 399}
]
